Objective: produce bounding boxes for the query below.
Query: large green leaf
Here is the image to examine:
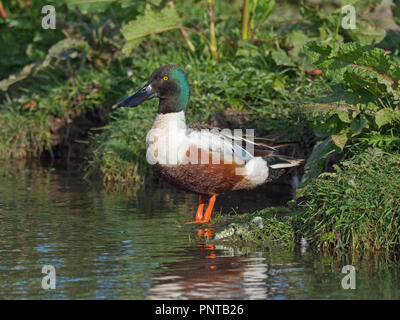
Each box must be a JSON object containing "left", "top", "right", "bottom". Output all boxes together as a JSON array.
[
  {"left": 331, "top": 129, "right": 350, "bottom": 151},
  {"left": 271, "top": 50, "right": 295, "bottom": 67},
  {"left": 375, "top": 108, "right": 400, "bottom": 128},
  {"left": 304, "top": 41, "right": 400, "bottom": 86},
  {"left": 343, "top": 64, "right": 396, "bottom": 98},
  {"left": 122, "top": 7, "right": 182, "bottom": 54},
  {"left": 349, "top": 114, "right": 369, "bottom": 134},
  {"left": 286, "top": 31, "right": 315, "bottom": 71},
  {"left": 299, "top": 137, "right": 336, "bottom": 188},
  {"left": 344, "top": 19, "right": 386, "bottom": 45},
  {"left": 313, "top": 114, "right": 342, "bottom": 138}
]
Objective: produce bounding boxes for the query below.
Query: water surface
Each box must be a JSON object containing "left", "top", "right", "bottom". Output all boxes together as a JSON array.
[{"left": 0, "top": 161, "right": 399, "bottom": 299}]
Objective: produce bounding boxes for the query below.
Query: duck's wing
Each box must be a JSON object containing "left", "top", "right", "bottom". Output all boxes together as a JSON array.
[
  {"left": 187, "top": 124, "right": 253, "bottom": 163},
  {"left": 186, "top": 125, "right": 303, "bottom": 168},
  {"left": 188, "top": 124, "right": 278, "bottom": 152},
  {"left": 218, "top": 129, "right": 301, "bottom": 157}
]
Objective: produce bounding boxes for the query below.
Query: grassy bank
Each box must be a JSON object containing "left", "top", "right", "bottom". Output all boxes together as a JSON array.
[
  {"left": 213, "top": 148, "right": 400, "bottom": 252},
  {"left": 1, "top": 0, "right": 400, "bottom": 251},
  {"left": 212, "top": 206, "right": 296, "bottom": 247}
]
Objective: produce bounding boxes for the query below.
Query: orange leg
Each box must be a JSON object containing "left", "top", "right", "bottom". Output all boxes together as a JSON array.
[
  {"left": 195, "top": 195, "right": 205, "bottom": 221},
  {"left": 200, "top": 194, "right": 217, "bottom": 223},
  {"left": 186, "top": 195, "right": 205, "bottom": 224}
]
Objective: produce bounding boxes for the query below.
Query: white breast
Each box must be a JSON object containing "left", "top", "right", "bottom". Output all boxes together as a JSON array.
[{"left": 146, "top": 111, "right": 189, "bottom": 165}]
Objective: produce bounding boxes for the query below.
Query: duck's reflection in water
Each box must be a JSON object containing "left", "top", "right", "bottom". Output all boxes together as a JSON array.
[{"left": 147, "top": 228, "right": 289, "bottom": 300}]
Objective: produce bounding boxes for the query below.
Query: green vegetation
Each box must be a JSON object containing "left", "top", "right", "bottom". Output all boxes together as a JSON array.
[
  {"left": 1, "top": 0, "right": 400, "bottom": 251},
  {"left": 214, "top": 147, "right": 400, "bottom": 252},
  {"left": 212, "top": 206, "right": 295, "bottom": 247},
  {"left": 296, "top": 148, "right": 400, "bottom": 251}
]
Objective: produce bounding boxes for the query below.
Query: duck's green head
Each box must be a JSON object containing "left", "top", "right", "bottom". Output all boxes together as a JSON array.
[{"left": 117, "top": 64, "right": 190, "bottom": 114}]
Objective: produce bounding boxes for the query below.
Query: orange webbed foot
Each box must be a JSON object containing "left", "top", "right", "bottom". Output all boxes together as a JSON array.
[{"left": 186, "top": 195, "right": 217, "bottom": 224}]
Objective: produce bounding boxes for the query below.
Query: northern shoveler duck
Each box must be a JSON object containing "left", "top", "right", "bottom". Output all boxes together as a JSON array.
[{"left": 117, "top": 64, "right": 302, "bottom": 223}]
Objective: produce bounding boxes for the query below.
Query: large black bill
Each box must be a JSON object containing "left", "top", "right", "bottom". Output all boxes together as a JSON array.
[{"left": 117, "top": 82, "right": 155, "bottom": 107}]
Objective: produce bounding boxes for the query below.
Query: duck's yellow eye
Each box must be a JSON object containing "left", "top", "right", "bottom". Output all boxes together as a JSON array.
[{"left": 163, "top": 76, "right": 168, "bottom": 81}]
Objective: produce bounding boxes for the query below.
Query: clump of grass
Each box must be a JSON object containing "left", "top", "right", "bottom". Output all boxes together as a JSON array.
[
  {"left": 213, "top": 207, "right": 296, "bottom": 247},
  {"left": 0, "top": 109, "right": 50, "bottom": 158},
  {"left": 294, "top": 148, "right": 400, "bottom": 251},
  {"left": 0, "top": 67, "right": 126, "bottom": 159},
  {"left": 85, "top": 105, "right": 156, "bottom": 187}
]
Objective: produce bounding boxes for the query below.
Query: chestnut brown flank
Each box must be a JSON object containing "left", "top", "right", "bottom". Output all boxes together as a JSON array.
[{"left": 153, "top": 145, "right": 245, "bottom": 195}]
